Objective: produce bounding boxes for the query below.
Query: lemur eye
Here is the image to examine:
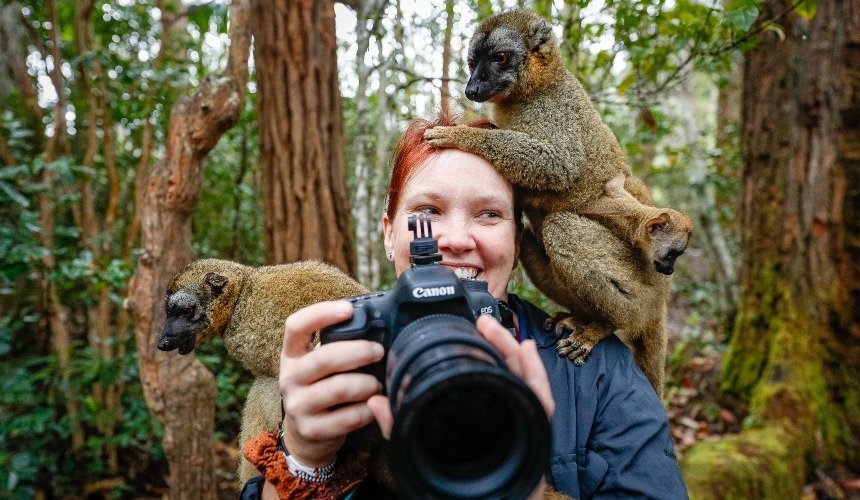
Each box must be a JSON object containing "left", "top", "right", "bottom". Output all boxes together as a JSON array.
[
  {"left": 180, "top": 306, "right": 195, "bottom": 318},
  {"left": 494, "top": 51, "right": 512, "bottom": 65}
]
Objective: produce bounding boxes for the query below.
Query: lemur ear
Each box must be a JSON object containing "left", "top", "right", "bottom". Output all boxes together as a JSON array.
[
  {"left": 529, "top": 18, "right": 553, "bottom": 52},
  {"left": 203, "top": 272, "right": 228, "bottom": 297},
  {"left": 647, "top": 213, "right": 671, "bottom": 235}
]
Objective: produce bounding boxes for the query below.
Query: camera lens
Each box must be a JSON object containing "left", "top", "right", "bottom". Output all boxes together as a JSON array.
[{"left": 387, "top": 314, "right": 551, "bottom": 499}]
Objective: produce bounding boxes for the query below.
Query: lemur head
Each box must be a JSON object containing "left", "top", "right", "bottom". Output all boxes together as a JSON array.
[
  {"left": 465, "top": 9, "right": 562, "bottom": 104},
  {"left": 157, "top": 259, "right": 247, "bottom": 354},
  {"left": 646, "top": 211, "right": 693, "bottom": 275}
]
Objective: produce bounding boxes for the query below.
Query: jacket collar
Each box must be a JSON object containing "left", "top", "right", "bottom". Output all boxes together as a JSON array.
[{"left": 507, "top": 293, "right": 562, "bottom": 348}]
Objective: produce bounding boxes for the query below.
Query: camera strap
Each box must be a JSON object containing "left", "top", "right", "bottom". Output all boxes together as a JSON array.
[{"left": 498, "top": 299, "right": 519, "bottom": 340}]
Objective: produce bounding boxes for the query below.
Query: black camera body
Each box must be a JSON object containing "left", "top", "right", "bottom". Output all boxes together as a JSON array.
[
  {"left": 321, "top": 213, "right": 550, "bottom": 499},
  {"left": 319, "top": 218, "right": 500, "bottom": 389}
]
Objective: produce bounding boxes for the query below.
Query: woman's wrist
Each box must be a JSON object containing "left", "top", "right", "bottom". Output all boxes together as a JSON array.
[
  {"left": 278, "top": 422, "right": 337, "bottom": 481},
  {"left": 280, "top": 419, "right": 340, "bottom": 469}
]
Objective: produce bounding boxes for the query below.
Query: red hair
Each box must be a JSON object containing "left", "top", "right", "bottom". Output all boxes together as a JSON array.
[{"left": 385, "top": 114, "right": 496, "bottom": 221}]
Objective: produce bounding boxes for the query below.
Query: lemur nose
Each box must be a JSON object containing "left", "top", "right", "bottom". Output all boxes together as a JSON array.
[{"left": 465, "top": 81, "right": 481, "bottom": 100}]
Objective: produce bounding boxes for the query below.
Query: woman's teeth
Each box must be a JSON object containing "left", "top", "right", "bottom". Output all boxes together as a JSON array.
[{"left": 453, "top": 267, "right": 478, "bottom": 279}]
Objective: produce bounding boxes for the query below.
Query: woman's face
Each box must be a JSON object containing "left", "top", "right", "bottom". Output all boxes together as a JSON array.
[{"left": 383, "top": 149, "right": 517, "bottom": 300}]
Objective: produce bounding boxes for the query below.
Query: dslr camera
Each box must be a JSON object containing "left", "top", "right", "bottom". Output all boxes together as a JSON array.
[{"left": 320, "top": 212, "right": 550, "bottom": 499}]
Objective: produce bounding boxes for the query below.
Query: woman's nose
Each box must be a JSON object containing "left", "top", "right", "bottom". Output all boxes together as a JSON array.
[{"left": 436, "top": 220, "right": 475, "bottom": 254}]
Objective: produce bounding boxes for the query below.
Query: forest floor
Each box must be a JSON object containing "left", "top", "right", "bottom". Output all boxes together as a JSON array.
[{"left": 663, "top": 302, "right": 860, "bottom": 500}]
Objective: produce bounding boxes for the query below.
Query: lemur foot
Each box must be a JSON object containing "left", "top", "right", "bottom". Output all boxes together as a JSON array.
[{"left": 548, "top": 314, "right": 612, "bottom": 365}]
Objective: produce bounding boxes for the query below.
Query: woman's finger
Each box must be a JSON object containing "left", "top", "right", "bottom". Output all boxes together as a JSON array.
[
  {"left": 291, "top": 402, "right": 376, "bottom": 442},
  {"left": 476, "top": 316, "right": 554, "bottom": 417},
  {"left": 282, "top": 300, "right": 354, "bottom": 359},
  {"left": 287, "top": 340, "right": 383, "bottom": 385},
  {"left": 367, "top": 395, "right": 393, "bottom": 440},
  {"left": 476, "top": 315, "right": 519, "bottom": 357},
  {"left": 297, "top": 372, "right": 382, "bottom": 414},
  {"left": 518, "top": 340, "right": 555, "bottom": 417}
]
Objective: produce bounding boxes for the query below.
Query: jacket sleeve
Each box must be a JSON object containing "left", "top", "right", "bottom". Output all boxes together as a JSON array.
[{"left": 588, "top": 338, "right": 688, "bottom": 499}]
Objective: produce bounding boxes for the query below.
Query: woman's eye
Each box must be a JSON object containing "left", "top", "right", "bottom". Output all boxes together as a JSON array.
[
  {"left": 479, "top": 211, "right": 501, "bottom": 220},
  {"left": 412, "top": 206, "right": 440, "bottom": 216}
]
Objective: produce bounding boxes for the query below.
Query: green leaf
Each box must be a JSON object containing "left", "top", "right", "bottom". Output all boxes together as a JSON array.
[
  {"left": 0, "top": 181, "right": 29, "bottom": 208},
  {"left": 795, "top": 0, "right": 818, "bottom": 20},
  {"left": 617, "top": 71, "right": 637, "bottom": 96},
  {"left": 726, "top": 3, "right": 759, "bottom": 32}
]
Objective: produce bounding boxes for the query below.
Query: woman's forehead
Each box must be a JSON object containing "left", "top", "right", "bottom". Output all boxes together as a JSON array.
[{"left": 408, "top": 150, "right": 511, "bottom": 189}]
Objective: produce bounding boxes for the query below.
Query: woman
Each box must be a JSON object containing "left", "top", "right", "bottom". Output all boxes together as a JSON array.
[{"left": 242, "top": 116, "right": 688, "bottom": 499}]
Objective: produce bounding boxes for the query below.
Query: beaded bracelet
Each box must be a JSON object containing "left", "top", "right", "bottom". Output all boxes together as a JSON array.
[{"left": 278, "top": 424, "right": 337, "bottom": 483}]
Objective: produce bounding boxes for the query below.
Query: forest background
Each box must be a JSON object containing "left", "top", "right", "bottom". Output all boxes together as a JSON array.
[{"left": 1, "top": 0, "right": 857, "bottom": 498}]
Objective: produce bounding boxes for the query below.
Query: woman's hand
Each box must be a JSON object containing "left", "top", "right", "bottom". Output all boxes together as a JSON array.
[
  {"left": 279, "top": 300, "right": 385, "bottom": 467},
  {"left": 367, "top": 314, "right": 555, "bottom": 439}
]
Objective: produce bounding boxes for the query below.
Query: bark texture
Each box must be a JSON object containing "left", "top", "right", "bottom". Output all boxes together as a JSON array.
[
  {"left": 125, "top": 1, "right": 250, "bottom": 497},
  {"left": 253, "top": 0, "right": 355, "bottom": 271},
  {"left": 681, "top": 0, "right": 860, "bottom": 495}
]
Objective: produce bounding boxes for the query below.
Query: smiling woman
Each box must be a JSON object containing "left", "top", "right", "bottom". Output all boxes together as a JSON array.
[{"left": 241, "top": 114, "right": 687, "bottom": 500}]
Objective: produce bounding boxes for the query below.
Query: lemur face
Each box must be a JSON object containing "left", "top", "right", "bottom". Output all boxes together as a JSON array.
[
  {"left": 465, "top": 25, "right": 527, "bottom": 103},
  {"left": 648, "top": 212, "right": 693, "bottom": 276},
  {"left": 158, "top": 288, "right": 206, "bottom": 355}
]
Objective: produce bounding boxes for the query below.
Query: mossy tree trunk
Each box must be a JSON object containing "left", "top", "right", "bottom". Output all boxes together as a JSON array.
[{"left": 681, "top": 0, "right": 860, "bottom": 496}]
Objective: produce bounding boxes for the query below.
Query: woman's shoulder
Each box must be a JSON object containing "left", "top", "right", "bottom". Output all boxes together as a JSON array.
[
  {"left": 511, "top": 295, "right": 636, "bottom": 363},
  {"left": 510, "top": 295, "right": 647, "bottom": 391}
]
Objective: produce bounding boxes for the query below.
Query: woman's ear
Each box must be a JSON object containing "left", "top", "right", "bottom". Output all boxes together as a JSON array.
[{"left": 382, "top": 213, "right": 395, "bottom": 260}]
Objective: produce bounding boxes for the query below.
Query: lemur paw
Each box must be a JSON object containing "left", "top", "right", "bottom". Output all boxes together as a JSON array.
[
  {"left": 556, "top": 333, "right": 596, "bottom": 365},
  {"left": 424, "top": 126, "right": 462, "bottom": 148},
  {"left": 550, "top": 314, "right": 612, "bottom": 365}
]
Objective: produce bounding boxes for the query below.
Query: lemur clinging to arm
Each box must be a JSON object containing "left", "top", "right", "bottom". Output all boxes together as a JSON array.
[
  {"left": 158, "top": 259, "right": 381, "bottom": 487},
  {"left": 423, "top": 9, "right": 693, "bottom": 396}
]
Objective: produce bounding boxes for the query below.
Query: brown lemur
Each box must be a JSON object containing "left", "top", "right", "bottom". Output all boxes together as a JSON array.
[
  {"left": 158, "top": 258, "right": 378, "bottom": 487},
  {"left": 423, "top": 9, "right": 693, "bottom": 396}
]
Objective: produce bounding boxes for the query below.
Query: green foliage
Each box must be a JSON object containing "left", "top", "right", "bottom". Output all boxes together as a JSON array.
[
  {"left": 0, "top": 342, "right": 167, "bottom": 497},
  {"left": 0, "top": 1, "right": 248, "bottom": 495},
  {"left": 193, "top": 95, "right": 264, "bottom": 265}
]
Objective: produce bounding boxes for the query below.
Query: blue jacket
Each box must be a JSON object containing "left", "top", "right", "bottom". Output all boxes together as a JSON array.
[{"left": 512, "top": 295, "right": 688, "bottom": 499}]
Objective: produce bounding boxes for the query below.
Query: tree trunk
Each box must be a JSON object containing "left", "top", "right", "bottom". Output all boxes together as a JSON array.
[
  {"left": 74, "top": 0, "right": 125, "bottom": 470},
  {"left": 40, "top": 0, "right": 83, "bottom": 450},
  {"left": 254, "top": 0, "right": 355, "bottom": 272},
  {"left": 681, "top": 0, "right": 860, "bottom": 495},
  {"left": 0, "top": 3, "right": 45, "bottom": 154},
  {"left": 440, "top": 0, "right": 454, "bottom": 116},
  {"left": 126, "top": 1, "right": 250, "bottom": 497},
  {"left": 369, "top": 34, "right": 394, "bottom": 290}
]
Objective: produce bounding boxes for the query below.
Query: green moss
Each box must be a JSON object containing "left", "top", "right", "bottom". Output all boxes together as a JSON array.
[
  {"left": 681, "top": 426, "right": 804, "bottom": 500},
  {"left": 721, "top": 260, "right": 783, "bottom": 397}
]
